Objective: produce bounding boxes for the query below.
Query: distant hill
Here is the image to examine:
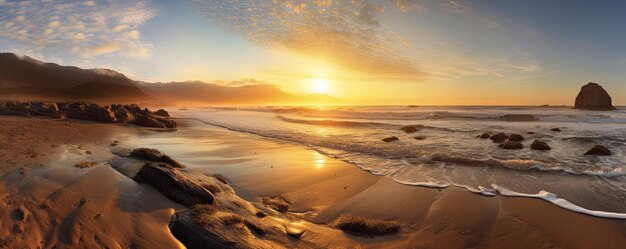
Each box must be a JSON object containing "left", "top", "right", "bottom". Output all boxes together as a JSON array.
[
  {"left": 0, "top": 52, "right": 338, "bottom": 105},
  {"left": 139, "top": 81, "right": 338, "bottom": 105},
  {"left": 0, "top": 53, "right": 133, "bottom": 89}
]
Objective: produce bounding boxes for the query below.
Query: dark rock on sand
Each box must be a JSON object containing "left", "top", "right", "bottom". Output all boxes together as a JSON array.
[
  {"left": 479, "top": 133, "right": 490, "bottom": 139},
  {"left": 530, "top": 140, "right": 551, "bottom": 151},
  {"left": 12, "top": 206, "right": 29, "bottom": 221},
  {"left": 499, "top": 141, "right": 523, "bottom": 150},
  {"left": 413, "top": 136, "right": 426, "bottom": 140},
  {"left": 400, "top": 125, "right": 421, "bottom": 133},
  {"left": 508, "top": 134, "right": 524, "bottom": 141},
  {"left": 500, "top": 114, "right": 537, "bottom": 122},
  {"left": 489, "top": 133, "right": 508, "bottom": 143},
  {"left": 129, "top": 148, "right": 183, "bottom": 168},
  {"left": 169, "top": 210, "right": 237, "bottom": 249},
  {"left": 86, "top": 104, "right": 116, "bottom": 123},
  {"left": 584, "top": 145, "right": 611, "bottom": 156},
  {"left": 551, "top": 128, "right": 561, "bottom": 132},
  {"left": 336, "top": 215, "right": 400, "bottom": 236},
  {"left": 382, "top": 136, "right": 399, "bottom": 142},
  {"left": 134, "top": 162, "right": 214, "bottom": 207},
  {"left": 574, "top": 82, "right": 616, "bottom": 111}
]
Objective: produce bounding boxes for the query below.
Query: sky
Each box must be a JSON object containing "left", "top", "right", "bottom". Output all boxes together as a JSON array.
[{"left": 1, "top": 0, "right": 625, "bottom": 105}]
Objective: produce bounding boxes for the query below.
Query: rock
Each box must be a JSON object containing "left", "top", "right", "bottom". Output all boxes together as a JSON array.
[
  {"left": 574, "top": 82, "right": 616, "bottom": 111},
  {"left": 153, "top": 109, "right": 170, "bottom": 117},
  {"left": 508, "top": 134, "right": 524, "bottom": 141},
  {"left": 500, "top": 114, "right": 536, "bottom": 122},
  {"left": 400, "top": 125, "right": 421, "bottom": 133},
  {"left": 86, "top": 104, "right": 116, "bottom": 123},
  {"left": 489, "top": 133, "right": 508, "bottom": 143},
  {"left": 413, "top": 136, "right": 426, "bottom": 140},
  {"left": 530, "top": 140, "right": 551, "bottom": 150},
  {"left": 134, "top": 162, "right": 214, "bottom": 207},
  {"left": 111, "top": 104, "right": 135, "bottom": 123},
  {"left": 584, "top": 145, "right": 611, "bottom": 156},
  {"left": 129, "top": 148, "right": 184, "bottom": 168},
  {"left": 133, "top": 113, "right": 168, "bottom": 128},
  {"left": 551, "top": 128, "right": 561, "bottom": 132},
  {"left": 169, "top": 210, "right": 237, "bottom": 249},
  {"left": 479, "top": 133, "right": 490, "bottom": 139},
  {"left": 382, "top": 136, "right": 399, "bottom": 142},
  {"left": 499, "top": 141, "right": 523, "bottom": 150}
]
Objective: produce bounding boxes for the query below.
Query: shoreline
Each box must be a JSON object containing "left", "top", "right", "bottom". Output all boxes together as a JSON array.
[{"left": 1, "top": 116, "right": 625, "bottom": 248}]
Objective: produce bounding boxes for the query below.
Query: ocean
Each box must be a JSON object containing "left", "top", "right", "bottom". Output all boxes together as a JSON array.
[{"left": 152, "top": 106, "right": 626, "bottom": 218}]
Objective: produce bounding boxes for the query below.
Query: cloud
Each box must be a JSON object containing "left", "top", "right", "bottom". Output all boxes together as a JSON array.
[
  {"left": 0, "top": 0, "right": 158, "bottom": 59},
  {"left": 191, "top": 0, "right": 425, "bottom": 79},
  {"left": 445, "top": 0, "right": 467, "bottom": 14},
  {"left": 392, "top": 0, "right": 425, "bottom": 12}
]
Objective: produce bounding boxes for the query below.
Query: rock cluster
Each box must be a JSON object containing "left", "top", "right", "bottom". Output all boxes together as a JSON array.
[{"left": 0, "top": 100, "right": 177, "bottom": 128}]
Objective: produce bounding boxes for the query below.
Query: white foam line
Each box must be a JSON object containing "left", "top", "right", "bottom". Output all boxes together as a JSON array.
[{"left": 492, "top": 184, "right": 626, "bottom": 219}]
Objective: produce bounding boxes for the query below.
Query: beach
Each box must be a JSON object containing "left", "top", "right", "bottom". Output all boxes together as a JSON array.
[{"left": 0, "top": 114, "right": 625, "bottom": 248}]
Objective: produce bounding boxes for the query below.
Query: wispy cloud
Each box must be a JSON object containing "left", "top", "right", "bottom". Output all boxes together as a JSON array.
[
  {"left": 0, "top": 0, "right": 158, "bottom": 59},
  {"left": 392, "top": 0, "right": 425, "bottom": 13},
  {"left": 191, "top": 0, "right": 425, "bottom": 79}
]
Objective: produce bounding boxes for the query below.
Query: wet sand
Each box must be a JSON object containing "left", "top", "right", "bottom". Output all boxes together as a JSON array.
[{"left": 1, "top": 116, "right": 625, "bottom": 248}]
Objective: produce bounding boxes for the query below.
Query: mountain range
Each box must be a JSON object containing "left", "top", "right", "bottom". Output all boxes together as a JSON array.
[{"left": 0, "top": 53, "right": 337, "bottom": 105}]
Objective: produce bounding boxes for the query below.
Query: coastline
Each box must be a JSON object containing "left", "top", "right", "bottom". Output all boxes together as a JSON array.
[{"left": 1, "top": 116, "right": 625, "bottom": 248}]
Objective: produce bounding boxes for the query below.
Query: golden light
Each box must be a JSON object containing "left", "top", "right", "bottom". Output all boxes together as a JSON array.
[{"left": 310, "top": 78, "right": 329, "bottom": 94}]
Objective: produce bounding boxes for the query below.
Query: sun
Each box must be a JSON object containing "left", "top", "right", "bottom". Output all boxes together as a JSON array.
[{"left": 310, "top": 78, "right": 329, "bottom": 94}]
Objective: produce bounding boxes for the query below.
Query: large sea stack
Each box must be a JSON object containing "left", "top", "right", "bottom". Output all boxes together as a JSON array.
[{"left": 574, "top": 82, "right": 616, "bottom": 111}]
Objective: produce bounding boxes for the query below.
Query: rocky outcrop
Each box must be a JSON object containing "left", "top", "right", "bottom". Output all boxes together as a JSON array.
[
  {"left": 0, "top": 100, "right": 177, "bottom": 128},
  {"left": 478, "top": 133, "right": 490, "bottom": 139},
  {"left": 153, "top": 109, "right": 170, "bottom": 117},
  {"left": 584, "top": 145, "right": 611, "bottom": 156},
  {"left": 169, "top": 210, "right": 238, "bottom": 249},
  {"left": 574, "top": 83, "right": 616, "bottom": 111},
  {"left": 530, "top": 140, "right": 551, "bottom": 151},
  {"left": 134, "top": 162, "right": 214, "bottom": 207}
]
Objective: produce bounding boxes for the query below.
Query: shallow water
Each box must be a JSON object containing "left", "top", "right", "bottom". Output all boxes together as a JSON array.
[{"left": 138, "top": 106, "right": 626, "bottom": 217}]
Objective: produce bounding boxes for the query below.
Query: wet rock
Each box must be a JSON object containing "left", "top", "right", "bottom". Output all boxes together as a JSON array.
[
  {"left": 169, "top": 210, "right": 237, "bottom": 249},
  {"left": 530, "top": 140, "right": 551, "bottom": 151},
  {"left": 111, "top": 104, "right": 135, "bottom": 123},
  {"left": 489, "top": 133, "right": 508, "bottom": 143},
  {"left": 86, "top": 104, "right": 116, "bottom": 123},
  {"left": 584, "top": 145, "right": 611, "bottom": 156},
  {"left": 382, "top": 136, "right": 399, "bottom": 142},
  {"left": 574, "top": 82, "right": 616, "bottom": 111},
  {"left": 400, "top": 125, "right": 421, "bottom": 133},
  {"left": 551, "top": 128, "right": 561, "bottom": 132},
  {"left": 500, "top": 114, "right": 537, "bottom": 122},
  {"left": 413, "top": 136, "right": 426, "bottom": 140},
  {"left": 508, "top": 134, "right": 524, "bottom": 141},
  {"left": 153, "top": 109, "right": 170, "bottom": 117},
  {"left": 134, "top": 162, "right": 214, "bottom": 207},
  {"left": 129, "top": 148, "right": 183, "bottom": 168},
  {"left": 478, "top": 133, "right": 490, "bottom": 139},
  {"left": 499, "top": 141, "right": 523, "bottom": 150}
]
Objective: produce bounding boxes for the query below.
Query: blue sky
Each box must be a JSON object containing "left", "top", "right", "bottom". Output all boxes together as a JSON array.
[{"left": 0, "top": 0, "right": 624, "bottom": 105}]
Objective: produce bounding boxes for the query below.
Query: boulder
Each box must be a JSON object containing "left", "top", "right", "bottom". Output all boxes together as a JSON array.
[
  {"left": 400, "top": 125, "right": 422, "bottom": 133},
  {"left": 530, "top": 140, "right": 551, "bottom": 151},
  {"left": 489, "top": 133, "right": 508, "bottom": 143},
  {"left": 574, "top": 82, "right": 615, "bottom": 111},
  {"left": 86, "top": 104, "right": 116, "bottom": 123},
  {"left": 169, "top": 210, "right": 238, "bottom": 249},
  {"left": 134, "top": 162, "right": 214, "bottom": 207},
  {"left": 508, "top": 134, "right": 524, "bottom": 141},
  {"left": 382, "top": 136, "right": 399, "bottom": 142},
  {"left": 499, "top": 141, "right": 523, "bottom": 150},
  {"left": 133, "top": 113, "right": 168, "bottom": 128},
  {"left": 153, "top": 109, "right": 170, "bottom": 117},
  {"left": 551, "top": 128, "right": 561, "bottom": 132},
  {"left": 111, "top": 105, "right": 135, "bottom": 123},
  {"left": 584, "top": 145, "right": 611, "bottom": 156},
  {"left": 478, "top": 133, "right": 490, "bottom": 139},
  {"left": 129, "top": 148, "right": 183, "bottom": 168}
]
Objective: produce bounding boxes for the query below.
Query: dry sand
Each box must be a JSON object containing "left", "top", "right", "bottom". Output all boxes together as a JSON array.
[{"left": 0, "top": 116, "right": 625, "bottom": 248}]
